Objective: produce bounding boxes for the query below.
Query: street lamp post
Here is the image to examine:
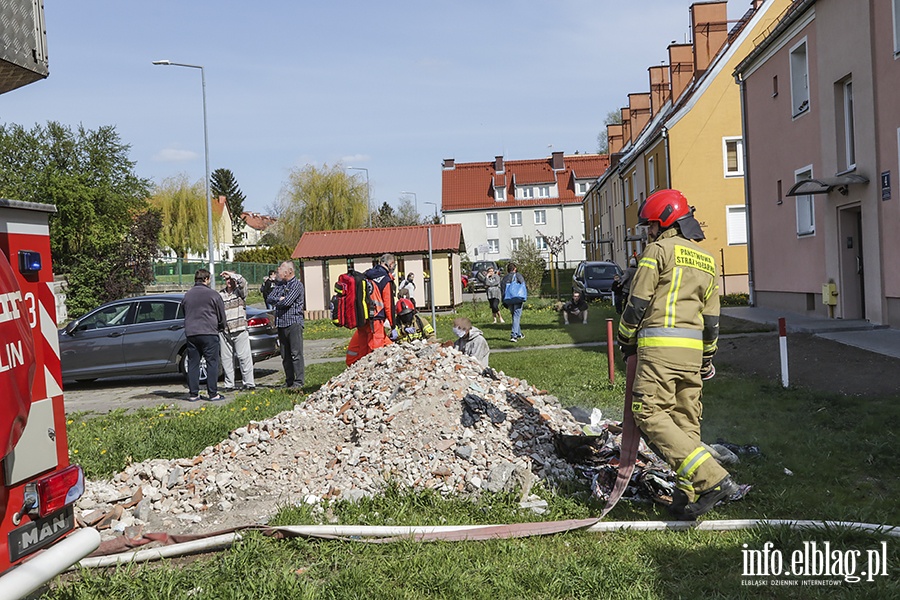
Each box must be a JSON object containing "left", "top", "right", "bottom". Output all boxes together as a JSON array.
[
  {"left": 401, "top": 191, "right": 417, "bottom": 221},
  {"left": 152, "top": 59, "right": 216, "bottom": 282},
  {"left": 424, "top": 201, "right": 440, "bottom": 223},
  {"left": 347, "top": 166, "right": 370, "bottom": 227}
]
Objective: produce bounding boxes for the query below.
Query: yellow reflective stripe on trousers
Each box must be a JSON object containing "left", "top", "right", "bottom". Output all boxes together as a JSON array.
[
  {"left": 677, "top": 446, "right": 712, "bottom": 480},
  {"left": 665, "top": 267, "right": 683, "bottom": 327}
]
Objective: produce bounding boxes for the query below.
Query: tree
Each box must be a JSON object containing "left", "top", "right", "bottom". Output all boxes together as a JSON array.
[
  {"left": 270, "top": 163, "right": 368, "bottom": 245},
  {"left": 149, "top": 174, "right": 210, "bottom": 258},
  {"left": 210, "top": 168, "right": 247, "bottom": 240},
  {"left": 510, "top": 237, "right": 546, "bottom": 298},
  {"left": 0, "top": 122, "right": 154, "bottom": 314},
  {"left": 371, "top": 202, "right": 396, "bottom": 228},
  {"left": 596, "top": 109, "right": 624, "bottom": 154}
]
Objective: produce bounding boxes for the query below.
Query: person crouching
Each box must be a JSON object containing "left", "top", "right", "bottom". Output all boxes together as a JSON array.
[
  {"left": 451, "top": 317, "right": 490, "bottom": 367},
  {"left": 391, "top": 298, "right": 435, "bottom": 343},
  {"left": 563, "top": 290, "right": 589, "bottom": 325}
]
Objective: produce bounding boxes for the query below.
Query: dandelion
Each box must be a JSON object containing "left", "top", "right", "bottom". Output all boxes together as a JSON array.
[
  {"left": 67, "top": 419, "right": 74, "bottom": 425},
  {"left": 73, "top": 449, "right": 78, "bottom": 454},
  {"left": 100, "top": 449, "right": 107, "bottom": 455}
]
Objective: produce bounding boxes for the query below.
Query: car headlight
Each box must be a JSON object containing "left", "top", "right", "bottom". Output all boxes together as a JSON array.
[{"left": 586, "top": 287, "right": 599, "bottom": 293}]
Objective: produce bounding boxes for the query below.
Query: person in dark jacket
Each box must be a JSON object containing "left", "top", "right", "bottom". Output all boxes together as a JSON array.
[
  {"left": 500, "top": 262, "right": 526, "bottom": 342},
  {"left": 260, "top": 270, "right": 277, "bottom": 309},
  {"left": 267, "top": 261, "right": 306, "bottom": 391},
  {"left": 182, "top": 268, "right": 227, "bottom": 401},
  {"left": 563, "top": 290, "right": 589, "bottom": 325}
]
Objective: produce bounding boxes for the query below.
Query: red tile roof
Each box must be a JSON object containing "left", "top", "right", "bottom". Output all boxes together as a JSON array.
[
  {"left": 241, "top": 211, "right": 277, "bottom": 231},
  {"left": 442, "top": 154, "right": 609, "bottom": 212},
  {"left": 292, "top": 224, "right": 465, "bottom": 260}
]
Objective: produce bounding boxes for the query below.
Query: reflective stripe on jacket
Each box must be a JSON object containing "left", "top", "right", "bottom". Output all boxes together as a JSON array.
[{"left": 617, "top": 228, "right": 719, "bottom": 369}]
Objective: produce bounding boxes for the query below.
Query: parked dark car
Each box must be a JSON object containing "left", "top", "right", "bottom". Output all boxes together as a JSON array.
[
  {"left": 572, "top": 261, "right": 623, "bottom": 300},
  {"left": 58, "top": 293, "right": 279, "bottom": 383},
  {"left": 468, "top": 260, "right": 500, "bottom": 291}
]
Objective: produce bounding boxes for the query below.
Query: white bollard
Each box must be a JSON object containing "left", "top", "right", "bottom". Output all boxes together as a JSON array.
[{"left": 778, "top": 317, "right": 789, "bottom": 387}]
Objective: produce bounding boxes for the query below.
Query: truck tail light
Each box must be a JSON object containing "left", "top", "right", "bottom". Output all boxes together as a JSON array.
[
  {"left": 36, "top": 464, "right": 84, "bottom": 517},
  {"left": 247, "top": 315, "right": 270, "bottom": 328}
]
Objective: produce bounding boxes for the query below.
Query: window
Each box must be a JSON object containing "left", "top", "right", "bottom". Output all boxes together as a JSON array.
[
  {"left": 486, "top": 212, "right": 498, "bottom": 228},
  {"left": 777, "top": 179, "right": 783, "bottom": 205},
  {"left": 511, "top": 237, "right": 522, "bottom": 251},
  {"left": 538, "top": 185, "right": 550, "bottom": 198},
  {"left": 135, "top": 301, "right": 179, "bottom": 323},
  {"left": 577, "top": 181, "right": 589, "bottom": 195},
  {"left": 837, "top": 78, "right": 856, "bottom": 171},
  {"left": 487, "top": 239, "right": 500, "bottom": 254},
  {"left": 790, "top": 39, "right": 810, "bottom": 117},
  {"left": 535, "top": 236, "right": 548, "bottom": 251},
  {"left": 726, "top": 205, "right": 747, "bottom": 245},
  {"left": 494, "top": 187, "right": 506, "bottom": 201},
  {"left": 723, "top": 137, "right": 744, "bottom": 177},
  {"left": 510, "top": 211, "right": 522, "bottom": 226},
  {"left": 894, "top": 0, "right": 900, "bottom": 56},
  {"left": 648, "top": 156, "right": 656, "bottom": 191},
  {"left": 520, "top": 186, "right": 534, "bottom": 199},
  {"left": 534, "top": 209, "right": 546, "bottom": 225},
  {"left": 772, "top": 75, "right": 778, "bottom": 97},
  {"left": 795, "top": 167, "right": 815, "bottom": 236}
]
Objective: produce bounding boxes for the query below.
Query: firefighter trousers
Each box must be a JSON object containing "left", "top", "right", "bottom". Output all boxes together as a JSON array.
[
  {"left": 345, "top": 320, "right": 392, "bottom": 366},
  {"left": 631, "top": 358, "right": 728, "bottom": 500}
]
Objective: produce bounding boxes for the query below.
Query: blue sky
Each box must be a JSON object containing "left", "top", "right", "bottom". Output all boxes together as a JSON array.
[{"left": 1, "top": 1, "right": 749, "bottom": 217}]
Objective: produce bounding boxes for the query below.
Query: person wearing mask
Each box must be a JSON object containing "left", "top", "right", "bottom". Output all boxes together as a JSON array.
[
  {"left": 451, "top": 317, "right": 490, "bottom": 367},
  {"left": 391, "top": 298, "right": 435, "bottom": 342},
  {"left": 182, "top": 268, "right": 227, "bottom": 402},
  {"left": 218, "top": 270, "right": 255, "bottom": 391},
  {"left": 346, "top": 253, "right": 396, "bottom": 366},
  {"left": 267, "top": 261, "right": 305, "bottom": 391},
  {"left": 480, "top": 266, "right": 504, "bottom": 324},
  {"left": 617, "top": 189, "right": 738, "bottom": 520},
  {"left": 500, "top": 262, "right": 526, "bottom": 342}
]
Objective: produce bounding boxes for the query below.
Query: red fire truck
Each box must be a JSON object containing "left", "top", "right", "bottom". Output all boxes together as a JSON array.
[{"left": 0, "top": 200, "right": 97, "bottom": 594}]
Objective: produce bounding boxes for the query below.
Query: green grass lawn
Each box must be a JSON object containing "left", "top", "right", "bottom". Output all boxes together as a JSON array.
[{"left": 54, "top": 323, "right": 899, "bottom": 599}]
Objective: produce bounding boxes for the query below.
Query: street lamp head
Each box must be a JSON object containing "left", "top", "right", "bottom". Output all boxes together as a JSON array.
[{"left": 152, "top": 60, "right": 171, "bottom": 65}]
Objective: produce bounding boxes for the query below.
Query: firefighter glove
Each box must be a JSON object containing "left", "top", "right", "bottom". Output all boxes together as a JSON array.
[
  {"left": 619, "top": 343, "right": 637, "bottom": 359},
  {"left": 700, "top": 357, "right": 715, "bottom": 381},
  {"left": 389, "top": 328, "right": 399, "bottom": 341}
]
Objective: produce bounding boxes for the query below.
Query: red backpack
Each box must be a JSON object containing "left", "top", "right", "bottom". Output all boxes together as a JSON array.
[{"left": 331, "top": 270, "right": 375, "bottom": 329}]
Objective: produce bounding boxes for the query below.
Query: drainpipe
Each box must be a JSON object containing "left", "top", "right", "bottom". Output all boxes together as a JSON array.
[{"left": 735, "top": 71, "right": 756, "bottom": 305}]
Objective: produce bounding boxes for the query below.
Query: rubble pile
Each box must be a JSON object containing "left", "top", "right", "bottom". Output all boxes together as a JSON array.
[{"left": 77, "top": 341, "right": 586, "bottom": 536}]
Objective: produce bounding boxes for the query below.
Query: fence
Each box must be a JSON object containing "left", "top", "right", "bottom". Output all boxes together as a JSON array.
[{"left": 152, "top": 258, "right": 281, "bottom": 287}]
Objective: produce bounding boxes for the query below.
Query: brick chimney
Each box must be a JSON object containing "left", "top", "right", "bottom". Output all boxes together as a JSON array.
[
  {"left": 668, "top": 43, "right": 695, "bottom": 102},
  {"left": 551, "top": 151, "right": 564, "bottom": 171},
  {"left": 607, "top": 123, "right": 625, "bottom": 154},
  {"left": 620, "top": 107, "right": 632, "bottom": 146},
  {"left": 494, "top": 155, "right": 504, "bottom": 172},
  {"left": 442, "top": 158, "right": 455, "bottom": 170},
  {"left": 628, "top": 93, "right": 652, "bottom": 142},
  {"left": 648, "top": 65, "right": 671, "bottom": 117},
  {"left": 691, "top": 1, "right": 729, "bottom": 75}
]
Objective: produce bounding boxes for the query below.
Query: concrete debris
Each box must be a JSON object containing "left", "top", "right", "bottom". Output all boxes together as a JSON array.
[{"left": 77, "top": 340, "right": 584, "bottom": 539}]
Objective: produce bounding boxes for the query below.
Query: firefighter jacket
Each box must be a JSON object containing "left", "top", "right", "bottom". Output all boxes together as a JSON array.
[
  {"left": 364, "top": 265, "right": 396, "bottom": 327},
  {"left": 617, "top": 228, "right": 719, "bottom": 370},
  {"left": 396, "top": 315, "right": 435, "bottom": 343}
]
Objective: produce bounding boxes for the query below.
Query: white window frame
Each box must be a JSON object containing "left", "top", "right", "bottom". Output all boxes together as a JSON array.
[
  {"left": 535, "top": 236, "right": 548, "bottom": 251},
  {"left": 726, "top": 205, "right": 747, "bottom": 245},
  {"left": 520, "top": 186, "right": 534, "bottom": 199},
  {"left": 510, "top": 211, "right": 522, "bottom": 227},
  {"left": 894, "top": 0, "right": 900, "bottom": 57},
  {"left": 494, "top": 187, "right": 506, "bottom": 202},
  {"left": 795, "top": 166, "right": 815, "bottom": 237},
  {"left": 487, "top": 239, "right": 500, "bottom": 254},
  {"left": 723, "top": 137, "right": 745, "bottom": 177},
  {"left": 577, "top": 181, "right": 588, "bottom": 195},
  {"left": 648, "top": 156, "right": 656, "bottom": 191},
  {"left": 538, "top": 185, "right": 550, "bottom": 198},
  {"left": 510, "top": 237, "right": 522, "bottom": 252},
  {"left": 486, "top": 212, "right": 498, "bottom": 228},
  {"left": 790, "top": 38, "right": 810, "bottom": 118},
  {"left": 534, "top": 209, "right": 546, "bottom": 225},
  {"left": 841, "top": 79, "right": 856, "bottom": 171}
]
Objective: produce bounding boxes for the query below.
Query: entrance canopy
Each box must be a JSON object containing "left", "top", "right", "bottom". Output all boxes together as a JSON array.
[{"left": 786, "top": 174, "right": 869, "bottom": 196}]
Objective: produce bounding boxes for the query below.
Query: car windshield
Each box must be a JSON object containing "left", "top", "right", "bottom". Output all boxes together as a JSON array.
[
  {"left": 586, "top": 265, "right": 617, "bottom": 279},
  {"left": 473, "top": 262, "right": 495, "bottom": 271}
]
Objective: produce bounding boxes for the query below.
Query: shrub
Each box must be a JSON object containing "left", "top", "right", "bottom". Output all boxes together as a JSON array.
[
  {"left": 234, "top": 245, "right": 294, "bottom": 264},
  {"left": 721, "top": 293, "right": 750, "bottom": 307}
]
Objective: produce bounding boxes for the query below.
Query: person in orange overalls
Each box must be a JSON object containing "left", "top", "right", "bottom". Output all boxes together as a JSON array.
[{"left": 345, "top": 253, "right": 396, "bottom": 366}]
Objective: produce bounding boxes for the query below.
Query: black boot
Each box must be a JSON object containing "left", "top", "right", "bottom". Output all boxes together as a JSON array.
[
  {"left": 680, "top": 476, "right": 739, "bottom": 520},
  {"left": 668, "top": 488, "right": 691, "bottom": 519}
]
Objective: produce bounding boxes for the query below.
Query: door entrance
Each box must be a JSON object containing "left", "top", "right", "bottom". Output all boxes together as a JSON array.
[{"left": 837, "top": 206, "right": 864, "bottom": 319}]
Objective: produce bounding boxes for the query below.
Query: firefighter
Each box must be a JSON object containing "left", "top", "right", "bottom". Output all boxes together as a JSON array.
[
  {"left": 617, "top": 188, "right": 739, "bottom": 519},
  {"left": 390, "top": 297, "right": 435, "bottom": 342},
  {"left": 346, "top": 253, "right": 397, "bottom": 366}
]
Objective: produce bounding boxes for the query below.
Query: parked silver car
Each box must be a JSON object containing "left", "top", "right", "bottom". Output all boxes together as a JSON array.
[{"left": 58, "top": 294, "right": 279, "bottom": 383}]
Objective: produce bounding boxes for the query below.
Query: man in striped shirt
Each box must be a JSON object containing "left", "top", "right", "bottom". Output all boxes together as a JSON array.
[
  {"left": 267, "top": 260, "right": 305, "bottom": 391},
  {"left": 218, "top": 271, "right": 254, "bottom": 391}
]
